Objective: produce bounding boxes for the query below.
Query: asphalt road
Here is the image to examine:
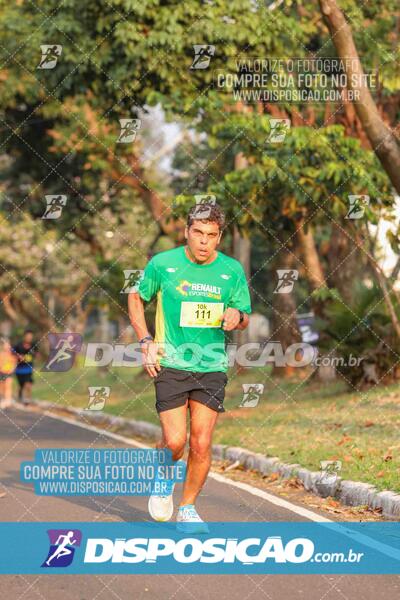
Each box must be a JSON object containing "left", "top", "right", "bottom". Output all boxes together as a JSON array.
[{"left": 0, "top": 406, "right": 399, "bottom": 600}]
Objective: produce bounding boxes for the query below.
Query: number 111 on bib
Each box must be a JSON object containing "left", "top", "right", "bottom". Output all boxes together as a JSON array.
[{"left": 180, "top": 302, "right": 224, "bottom": 328}]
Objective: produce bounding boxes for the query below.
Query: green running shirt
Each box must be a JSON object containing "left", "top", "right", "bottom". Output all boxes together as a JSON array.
[{"left": 138, "top": 245, "right": 251, "bottom": 373}]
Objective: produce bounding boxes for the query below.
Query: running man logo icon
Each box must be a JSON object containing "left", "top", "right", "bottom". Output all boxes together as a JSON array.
[
  {"left": 240, "top": 384, "right": 264, "bottom": 408},
  {"left": 41, "top": 529, "right": 82, "bottom": 568},
  {"left": 274, "top": 269, "right": 299, "bottom": 294},
  {"left": 121, "top": 269, "right": 144, "bottom": 293},
  {"left": 86, "top": 386, "right": 110, "bottom": 411},
  {"left": 117, "top": 119, "right": 141, "bottom": 143},
  {"left": 193, "top": 194, "right": 216, "bottom": 220},
  {"left": 266, "top": 119, "right": 291, "bottom": 144},
  {"left": 190, "top": 45, "right": 215, "bottom": 70},
  {"left": 42, "top": 333, "right": 82, "bottom": 372},
  {"left": 42, "top": 195, "right": 67, "bottom": 219},
  {"left": 345, "top": 195, "right": 369, "bottom": 219},
  {"left": 37, "top": 45, "right": 62, "bottom": 69}
]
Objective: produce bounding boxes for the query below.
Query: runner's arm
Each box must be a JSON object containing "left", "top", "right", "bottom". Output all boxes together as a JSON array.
[
  {"left": 222, "top": 266, "right": 252, "bottom": 331},
  {"left": 127, "top": 291, "right": 151, "bottom": 341},
  {"left": 127, "top": 292, "right": 161, "bottom": 378}
]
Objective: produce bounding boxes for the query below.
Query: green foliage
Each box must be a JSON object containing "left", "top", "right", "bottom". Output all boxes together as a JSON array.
[
  {"left": 0, "top": 0, "right": 398, "bottom": 348},
  {"left": 206, "top": 123, "right": 392, "bottom": 231},
  {"left": 319, "top": 283, "right": 400, "bottom": 387}
]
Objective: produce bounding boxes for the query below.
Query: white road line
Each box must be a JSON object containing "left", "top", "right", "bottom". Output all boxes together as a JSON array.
[
  {"left": 209, "top": 472, "right": 332, "bottom": 522},
  {"left": 41, "top": 409, "right": 332, "bottom": 523},
  {"left": 20, "top": 407, "right": 400, "bottom": 563},
  {"left": 42, "top": 410, "right": 149, "bottom": 448}
]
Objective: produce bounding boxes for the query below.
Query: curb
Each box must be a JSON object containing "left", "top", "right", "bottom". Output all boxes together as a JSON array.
[{"left": 34, "top": 400, "right": 400, "bottom": 520}]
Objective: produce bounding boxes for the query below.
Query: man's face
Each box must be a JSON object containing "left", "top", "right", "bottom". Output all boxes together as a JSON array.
[
  {"left": 185, "top": 220, "right": 221, "bottom": 263},
  {"left": 24, "top": 333, "right": 33, "bottom": 344}
]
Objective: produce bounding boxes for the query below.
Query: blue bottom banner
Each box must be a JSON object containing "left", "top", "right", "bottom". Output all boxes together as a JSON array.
[{"left": 1, "top": 521, "right": 400, "bottom": 574}]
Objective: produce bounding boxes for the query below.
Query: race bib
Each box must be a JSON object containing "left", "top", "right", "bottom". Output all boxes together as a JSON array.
[{"left": 180, "top": 302, "right": 224, "bottom": 328}]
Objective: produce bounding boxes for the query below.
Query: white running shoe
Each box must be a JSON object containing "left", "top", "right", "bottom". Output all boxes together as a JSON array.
[
  {"left": 148, "top": 481, "right": 175, "bottom": 522},
  {"left": 176, "top": 504, "right": 209, "bottom": 534}
]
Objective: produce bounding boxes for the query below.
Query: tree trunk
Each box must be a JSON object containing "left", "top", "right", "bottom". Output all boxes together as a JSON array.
[
  {"left": 0, "top": 293, "right": 19, "bottom": 322},
  {"left": 325, "top": 221, "right": 364, "bottom": 303},
  {"left": 233, "top": 225, "right": 251, "bottom": 277},
  {"left": 232, "top": 153, "right": 251, "bottom": 358},
  {"left": 360, "top": 226, "right": 400, "bottom": 340},
  {"left": 318, "top": 0, "right": 400, "bottom": 194},
  {"left": 111, "top": 155, "right": 186, "bottom": 243},
  {"left": 271, "top": 248, "right": 302, "bottom": 377},
  {"left": 296, "top": 221, "right": 325, "bottom": 287},
  {"left": 232, "top": 223, "right": 251, "bottom": 347},
  {"left": 99, "top": 303, "right": 110, "bottom": 343},
  {"left": 390, "top": 256, "right": 400, "bottom": 284},
  {"left": 296, "top": 219, "right": 327, "bottom": 317}
]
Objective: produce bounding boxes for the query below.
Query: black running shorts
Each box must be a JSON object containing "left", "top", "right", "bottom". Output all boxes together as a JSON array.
[
  {"left": 153, "top": 367, "right": 228, "bottom": 414},
  {"left": 16, "top": 372, "right": 33, "bottom": 385}
]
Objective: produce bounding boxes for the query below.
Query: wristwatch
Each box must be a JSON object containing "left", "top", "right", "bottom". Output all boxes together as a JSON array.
[
  {"left": 238, "top": 310, "right": 244, "bottom": 324},
  {"left": 139, "top": 335, "right": 153, "bottom": 344}
]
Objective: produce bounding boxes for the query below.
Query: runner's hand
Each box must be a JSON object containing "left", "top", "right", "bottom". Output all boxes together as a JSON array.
[
  {"left": 220, "top": 308, "right": 240, "bottom": 331},
  {"left": 141, "top": 341, "right": 163, "bottom": 377}
]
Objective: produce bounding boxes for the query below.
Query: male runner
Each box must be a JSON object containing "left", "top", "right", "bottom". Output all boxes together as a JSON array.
[
  {"left": 128, "top": 203, "right": 251, "bottom": 532},
  {"left": 12, "top": 329, "right": 37, "bottom": 405}
]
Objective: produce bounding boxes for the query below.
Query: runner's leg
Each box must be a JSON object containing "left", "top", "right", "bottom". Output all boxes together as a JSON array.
[
  {"left": 24, "top": 381, "right": 32, "bottom": 403},
  {"left": 157, "top": 403, "right": 188, "bottom": 461},
  {"left": 4, "top": 377, "right": 12, "bottom": 402},
  {"left": 148, "top": 403, "right": 188, "bottom": 521},
  {"left": 179, "top": 399, "right": 218, "bottom": 507},
  {"left": 16, "top": 376, "right": 23, "bottom": 402}
]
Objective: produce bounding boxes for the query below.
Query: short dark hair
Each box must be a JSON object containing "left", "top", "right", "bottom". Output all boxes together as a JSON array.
[
  {"left": 24, "top": 329, "right": 33, "bottom": 335},
  {"left": 187, "top": 202, "right": 225, "bottom": 231}
]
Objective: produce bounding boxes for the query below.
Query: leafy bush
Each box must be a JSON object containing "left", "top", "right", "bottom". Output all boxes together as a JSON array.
[{"left": 319, "top": 283, "right": 400, "bottom": 389}]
